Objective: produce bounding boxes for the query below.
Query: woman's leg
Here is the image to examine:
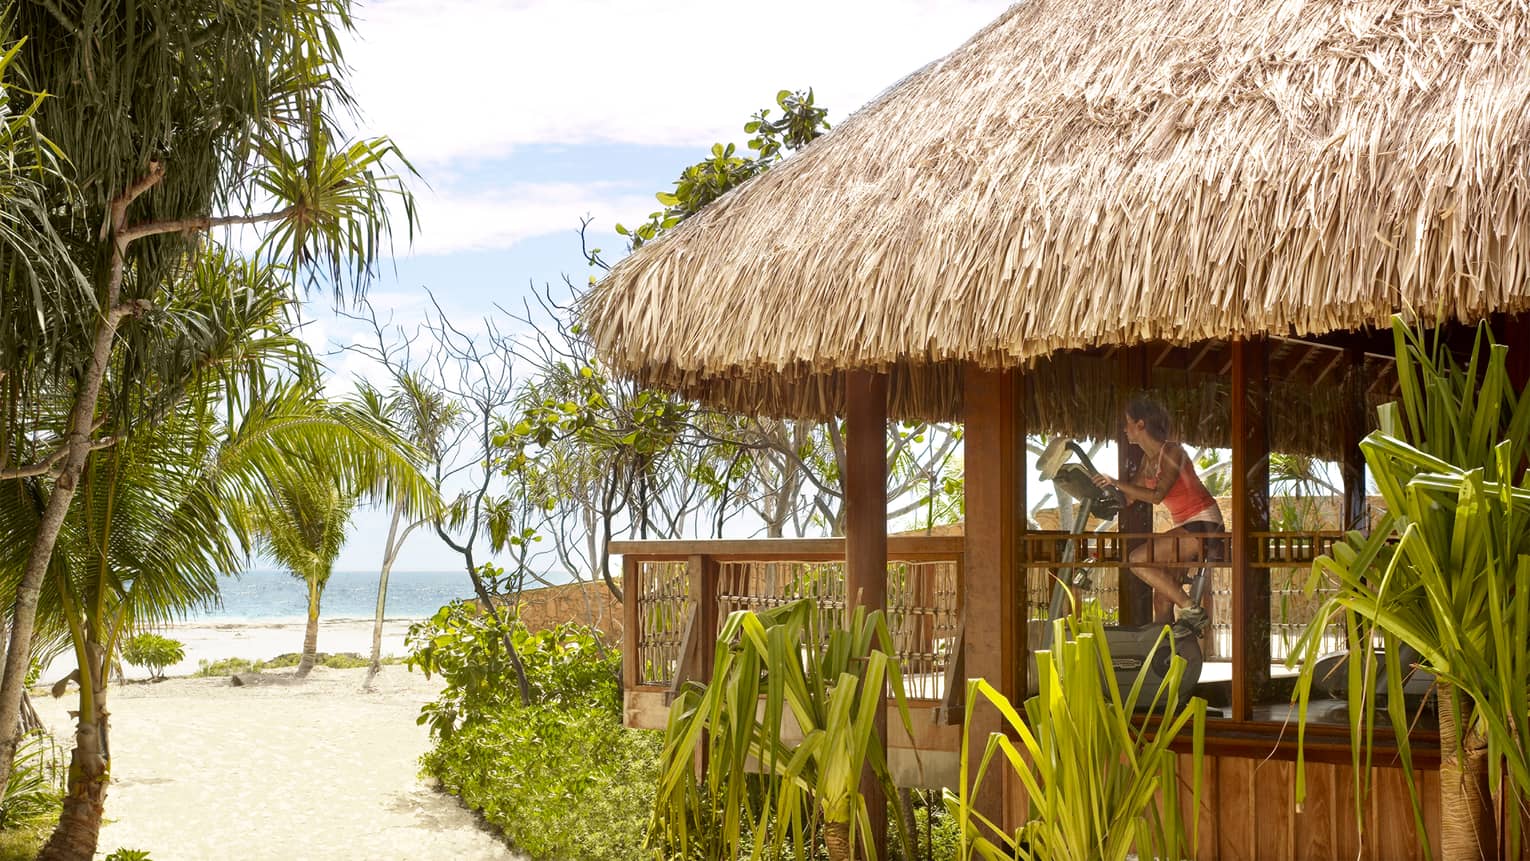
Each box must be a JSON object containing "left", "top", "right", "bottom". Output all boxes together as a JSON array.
[{"left": 1129, "top": 535, "right": 1193, "bottom": 624}]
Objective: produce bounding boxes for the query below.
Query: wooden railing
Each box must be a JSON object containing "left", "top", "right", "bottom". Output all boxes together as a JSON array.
[
  {"left": 615, "top": 536, "right": 964, "bottom": 702},
  {"left": 1019, "top": 530, "right": 1348, "bottom": 664}
]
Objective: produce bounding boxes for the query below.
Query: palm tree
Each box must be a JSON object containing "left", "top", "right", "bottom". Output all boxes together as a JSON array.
[
  {"left": 250, "top": 468, "right": 355, "bottom": 677},
  {"left": 0, "top": 0, "right": 418, "bottom": 792},
  {"left": 240, "top": 391, "right": 432, "bottom": 680},
  {"left": 0, "top": 384, "right": 430, "bottom": 860},
  {"left": 0, "top": 241, "right": 434, "bottom": 859}
]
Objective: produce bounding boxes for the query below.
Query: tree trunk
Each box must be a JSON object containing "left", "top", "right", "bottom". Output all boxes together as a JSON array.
[
  {"left": 0, "top": 297, "right": 119, "bottom": 793},
  {"left": 1439, "top": 683, "right": 1497, "bottom": 860},
  {"left": 0, "top": 167, "right": 160, "bottom": 791},
  {"left": 365, "top": 500, "right": 406, "bottom": 691},
  {"left": 824, "top": 818, "right": 854, "bottom": 861},
  {"left": 296, "top": 580, "right": 321, "bottom": 678},
  {"left": 38, "top": 677, "right": 109, "bottom": 861}
]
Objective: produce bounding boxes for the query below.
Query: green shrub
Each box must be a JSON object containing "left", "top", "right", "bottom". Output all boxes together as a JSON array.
[
  {"left": 104, "top": 849, "right": 153, "bottom": 861},
  {"left": 423, "top": 702, "right": 660, "bottom": 861},
  {"left": 194, "top": 652, "right": 376, "bottom": 677},
  {"left": 409, "top": 604, "right": 640, "bottom": 860},
  {"left": 120, "top": 634, "right": 185, "bottom": 680},
  {"left": 406, "top": 602, "right": 619, "bottom": 739}
]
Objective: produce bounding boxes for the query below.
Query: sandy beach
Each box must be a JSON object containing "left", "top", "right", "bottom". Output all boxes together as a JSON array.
[{"left": 34, "top": 665, "right": 525, "bottom": 861}]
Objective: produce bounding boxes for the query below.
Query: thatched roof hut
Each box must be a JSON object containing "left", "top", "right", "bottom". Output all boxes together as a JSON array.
[{"left": 583, "top": 0, "right": 1530, "bottom": 451}]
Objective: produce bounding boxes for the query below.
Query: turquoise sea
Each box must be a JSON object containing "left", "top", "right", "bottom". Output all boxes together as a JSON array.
[{"left": 189, "top": 568, "right": 474, "bottom": 623}]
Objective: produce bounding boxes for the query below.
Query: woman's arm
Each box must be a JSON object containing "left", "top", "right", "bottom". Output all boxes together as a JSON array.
[{"left": 1093, "top": 445, "right": 1190, "bottom": 505}]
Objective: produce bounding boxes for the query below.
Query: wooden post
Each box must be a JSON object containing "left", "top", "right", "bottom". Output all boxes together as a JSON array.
[
  {"left": 1117, "top": 346, "right": 1154, "bottom": 626},
  {"left": 1230, "top": 338, "right": 1271, "bottom": 721},
  {"left": 688, "top": 554, "right": 718, "bottom": 680},
  {"left": 962, "top": 365, "right": 1024, "bottom": 830},
  {"left": 845, "top": 370, "right": 888, "bottom": 856},
  {"left": 1340, "top": 347, "right": 1368, "bottom": 531},
  {"left": 622, "top": 555, "right": 639, "bottom": 690}
]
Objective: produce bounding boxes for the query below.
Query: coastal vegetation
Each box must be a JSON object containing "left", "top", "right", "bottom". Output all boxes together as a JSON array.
[
  {"left": 195, "top": 652, "right": 400, "bottom": 678},
  {"left": 0, "top": 0, "right": 419, "bottom": 856}
]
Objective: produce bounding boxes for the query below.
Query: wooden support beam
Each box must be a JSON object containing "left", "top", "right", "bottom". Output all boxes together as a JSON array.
[
  {"left": 1230, "top": 338, "right": 1272, "bottom": 721},
  {"left": 1185, "top": 341, "right": 1222, "bottom": 375},
  {"left": 845, "top": 369, "right": 888, "bottom": 856},
  {"left": 962, "top": 364, "right": 1025, "bottom": 831},
  {"left": 622, "top": 555, "right": 639, "bottom": 690},
  {"left": 1118, "top": 346, "right": 1154, "bottom": 628},
  {"left": 1340, "top": 348, "right": 1369, "bottom": 531},
  {"left": 689, "top": 554, "right": 718, "bottom": 678}
]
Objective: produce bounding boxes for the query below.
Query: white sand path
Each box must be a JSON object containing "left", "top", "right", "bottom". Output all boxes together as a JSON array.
[{"left": 36, "top": 666, "right": 525, "bottom": 861}]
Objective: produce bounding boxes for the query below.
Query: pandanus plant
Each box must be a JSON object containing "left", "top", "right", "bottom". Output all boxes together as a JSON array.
[
  {"left": 1292, "top": 318, "right": 1530, "bottom": 860},
  {"left": 946, "top": 603, "right": 1205, "bottom": 861},
  {"left": 650, "top": 597, "right": 918, "bottom": 861}
]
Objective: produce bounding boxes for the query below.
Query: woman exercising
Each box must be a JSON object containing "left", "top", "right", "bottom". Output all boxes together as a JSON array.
[{"left": 1091, "top": 394, "right": 1220, "bottom": 633}]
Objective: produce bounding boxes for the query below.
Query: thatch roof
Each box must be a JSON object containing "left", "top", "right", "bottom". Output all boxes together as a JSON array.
[{"left": 583, "top": 0, "right": 1530, "bottom": 428}]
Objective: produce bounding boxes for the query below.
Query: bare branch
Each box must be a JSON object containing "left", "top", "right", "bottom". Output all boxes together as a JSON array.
[{"left": 117, "top": 206, "right": 298, "bottom": 246}]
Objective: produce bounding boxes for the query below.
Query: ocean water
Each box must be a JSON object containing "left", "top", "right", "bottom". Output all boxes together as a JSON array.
[{"left": 188, "top": 568, "right": 475, "bottom": 623}]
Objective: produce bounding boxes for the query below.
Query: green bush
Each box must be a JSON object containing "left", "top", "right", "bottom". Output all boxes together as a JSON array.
[
  {"left": 423, "top": 702, "right": 660, "bottom": 861},
  {"left": 406, "top": 601, "right": 619, "bottom": 739},
  {"left": 409, "top": 603, "right": 641, "bottom": 860},
  {"left": 194, "top": 657, "right": 255, "bottom": 677},
  {"left": 120, "top": 634, "right": 185, "bottom": 680}
]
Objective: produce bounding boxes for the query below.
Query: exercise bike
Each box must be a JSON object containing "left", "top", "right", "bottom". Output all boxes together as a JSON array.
[{"left": 1027, "top": 438, "right": 1213, "bottom": 696}]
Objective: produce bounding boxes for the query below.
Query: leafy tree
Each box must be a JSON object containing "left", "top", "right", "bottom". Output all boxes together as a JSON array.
[
  {"left": 0, "top": 0, "right": 417, "bottom": 799},
  {"left": 606, "top": 89, "right": 829, "bottom": 251},
  {"left": 346, "top": 297, "right": 540, "bottom": 705}
]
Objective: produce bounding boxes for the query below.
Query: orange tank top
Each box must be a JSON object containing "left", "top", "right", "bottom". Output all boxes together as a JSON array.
[{"left": 1140, "top": 445, "right": 1220, "bottom": 526}]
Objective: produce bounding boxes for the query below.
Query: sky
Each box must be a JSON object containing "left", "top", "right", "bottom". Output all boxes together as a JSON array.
[{"left": 319, "top": 0, "right": 1019, "bottom": 572}]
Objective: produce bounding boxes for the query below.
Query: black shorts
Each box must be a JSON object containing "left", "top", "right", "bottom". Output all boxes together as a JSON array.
[{"left": 1175, "top": 520, "right": 1227, "bottom": 563}]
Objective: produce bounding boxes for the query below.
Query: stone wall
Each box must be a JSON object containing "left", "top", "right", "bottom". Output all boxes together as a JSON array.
[{"left": 513, "top": 579, "right": 623, "bottom": 638}]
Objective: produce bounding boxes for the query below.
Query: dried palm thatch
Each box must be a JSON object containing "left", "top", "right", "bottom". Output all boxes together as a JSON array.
[{"left": 583, "top": 0, "right": 1530, "bottom": 428}]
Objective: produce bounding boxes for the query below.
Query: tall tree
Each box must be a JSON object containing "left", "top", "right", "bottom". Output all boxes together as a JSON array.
[
  {"left": 0, "top": 0, "right": 416, "bottom": 790},
  {"left": 359, "top": 374, "right": 458, "bottom": 690}
]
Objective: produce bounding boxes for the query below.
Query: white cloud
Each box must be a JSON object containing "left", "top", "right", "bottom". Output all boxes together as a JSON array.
[
  {"left": 406, "top": 180, "right": 654, "bottom": 256},
  {"left": 346, "top": 0, "right": 1016, "bottom": 167}
]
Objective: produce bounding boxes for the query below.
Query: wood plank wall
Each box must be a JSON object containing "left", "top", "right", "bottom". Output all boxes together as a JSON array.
[{"left": 1178, "top": 753, "right": 1441, "bottom": 861}]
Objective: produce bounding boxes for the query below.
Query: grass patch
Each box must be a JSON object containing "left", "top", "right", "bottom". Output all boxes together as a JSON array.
[{"left": 0, "top": 821, "right": 49, "bottom": 860}]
